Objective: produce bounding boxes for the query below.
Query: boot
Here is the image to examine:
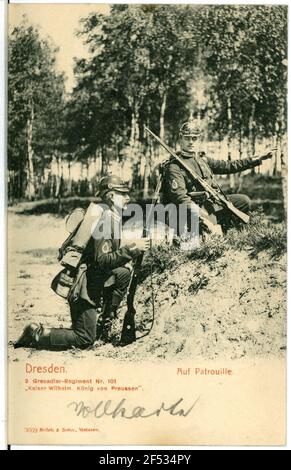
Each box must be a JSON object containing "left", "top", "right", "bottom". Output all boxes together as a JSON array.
[{"left": 14, "top": 323, "right": 51, "bottom": 349}]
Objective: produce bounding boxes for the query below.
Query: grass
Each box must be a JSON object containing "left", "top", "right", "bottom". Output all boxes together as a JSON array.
[
  {"left": 187, "top": 235, "right": 228, "bottom": 262},
  {"left": 139, "top": 244, "right": 183, "bottom": 281},
  {"left": 23, "top": 248, "right": 57, "bottom": 258},
  {"left": 140, "top": 211, "right": 286, "bottom": 281},
  {"left": 188, "top": 210, "right": 286, "bottom": 262},
  {"left": 227, "top": 211, "right": 287, "bottom": 258}
]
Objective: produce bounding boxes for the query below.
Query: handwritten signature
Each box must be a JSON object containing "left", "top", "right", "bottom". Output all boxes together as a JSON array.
[{"left": 67, "top": 397, "right": 200, "bottom": 420}]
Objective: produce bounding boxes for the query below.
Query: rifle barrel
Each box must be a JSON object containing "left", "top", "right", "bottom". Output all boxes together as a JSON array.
[{"left": 145, "top": 127, "right": 249, "bottom": 225}]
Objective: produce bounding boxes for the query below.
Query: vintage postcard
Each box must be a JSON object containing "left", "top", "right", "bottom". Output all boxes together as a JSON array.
[{"left": 7, "top": 2, "right": 287, "bottom": 446}]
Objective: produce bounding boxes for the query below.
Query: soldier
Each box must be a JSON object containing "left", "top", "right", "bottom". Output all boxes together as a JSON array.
[
  {"left": 162, "top": 115, "right": 274, "bottom": 233},
  {"left": 14, "top": 175, "right": 150, "bottom": 350}
]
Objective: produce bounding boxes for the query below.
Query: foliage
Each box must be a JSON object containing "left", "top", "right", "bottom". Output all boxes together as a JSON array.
[
  {"left": 66, "top": 4, "right": 200, "bottom": 163},
  {"left": 198, "top": 5, "right": 287, "bottom": 140},
  {"left": 226, "top": 213, "right": 287, "bottom": 258},
  {"left": 187, "top": 234, "right": 228, "bottom": 262},
  {"left": 8, "top": 19, "right": 67, "bottom": 198},
  {"left": 140, "top": 216, "right": 286, "bottom": 283},
  {"left": 8, "top": 5, "right": 287, "bottom": 199},
  {"left": 68, "top": 4, "right": 287, "bottom": 161},
  {"left": 139, "top": 244, "right": 183, "bottom": 282}
]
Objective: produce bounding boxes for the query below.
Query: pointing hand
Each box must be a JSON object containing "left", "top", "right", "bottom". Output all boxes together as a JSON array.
[{"left": 260, "top": 148, "right": 277, "bottom": 162}]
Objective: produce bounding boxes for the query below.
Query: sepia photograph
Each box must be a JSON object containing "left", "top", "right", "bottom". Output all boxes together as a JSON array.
[{"left": 7, "top": 2, "right": 287, "bottom": 446}]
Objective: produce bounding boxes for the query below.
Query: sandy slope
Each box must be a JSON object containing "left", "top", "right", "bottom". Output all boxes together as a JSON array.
[{"left": 8, "top": 212, "right": 286, "bottom": 365}]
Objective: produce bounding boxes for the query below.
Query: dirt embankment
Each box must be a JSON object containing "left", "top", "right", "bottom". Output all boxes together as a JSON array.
[
  {"left": 8, "top": 212, "right": 286, "bottom": 365},
  {"left": 131, "top": 249, "right": 286, "bottom": 361}
]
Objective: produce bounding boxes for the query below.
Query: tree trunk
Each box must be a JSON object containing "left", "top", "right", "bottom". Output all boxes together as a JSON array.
[
  {"left": 135, "top": 110, "right": 140, "bottom": 143},
  {"left": 159, "top": 91, "right": 167, "bottom": 141},
  {"left": 18, "top": 168, "right": 21, "bottom": 200},
  {"left": 54, "top": 155, "right": 61, "bottom": 198},
  {"left": 101, "top": 146, "right": 107, "bottom": 175},
  {"left": 129, "top": 111, "right": 136, "bottom": 149},
  {"left": 25, "top": 103, "right": 36, "bottom": 200},
  {"left": 272, "top": 132, "right": 279, "bottom": 176},
  {"left": 143, "top": 161, "right": 149, "bottom": 199},
  {"left": 218, "top": 129, "right": 223, "bottom": 156},
  {"left": 129, "top": 105, "right": 140, "bottom": 148},
  {"left": 278, "top": 132, "right": 283, "bottom": 174},
  {"left": 226, "top": 97, "right": 232, "bottom": 157},
  {"left": 238, "top": 124, "right": 243, "bottom": 159},
  {"left": 236, "top": 124, "right": 243, "bottom": 191},
  {"left": 87, "top": 160, "right": 93, "bottom": 195},
  {"left": 226, "top": 97, "right": 235, "bottom": 189},
  {"left": 67, "top": 160, "right": 72, "bottom": 196},
  {"left": 54, "top": 154, "right": 63, "bottom": 214},
  {"left": 248, "top": 103, "right": 256, "bottom": 174}
]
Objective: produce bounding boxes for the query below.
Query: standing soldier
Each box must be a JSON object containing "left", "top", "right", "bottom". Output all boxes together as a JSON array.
[
  {"left": 14, "top": 175, "right": 150, "bottom": 350},
  {"left": 162, "top": 115, "right": 274, "bottom": 232}
]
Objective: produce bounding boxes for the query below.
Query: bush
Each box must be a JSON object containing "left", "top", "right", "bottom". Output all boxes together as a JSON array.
[
  {"left": 226, "top": 211, "right": 287, "bottom": 258},
  {"left": 137, "top": 211, "right": 286, "bottom": 284},
  {"left": 187, "top": 234, "right": 228, "bottom": 262},
  {"left": 139, "top": 244, "right": 184, "bottom": 281},
  {"left": 244, "top": 223, "right": 286, "bottom": 258}
]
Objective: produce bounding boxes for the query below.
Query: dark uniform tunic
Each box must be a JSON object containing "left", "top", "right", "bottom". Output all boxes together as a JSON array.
[
  {"left": 162, "top": 152, "right": 262, "bottom": 230},
  {"left": 50, "top": 208, "right": 141, "bottom": 349},
  {"left": 163, "top": 152, "right": 261, "bottom": 207}
]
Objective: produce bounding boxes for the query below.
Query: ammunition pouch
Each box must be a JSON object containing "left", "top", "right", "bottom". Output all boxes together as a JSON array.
[
  {"left": 51, "top": 268, "right": 75, "bottom": 299},
  {"left": 61, "top": 245, "right": 83, "bottom": 269}
]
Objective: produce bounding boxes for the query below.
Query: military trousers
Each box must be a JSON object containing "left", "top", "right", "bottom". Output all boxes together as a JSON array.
[
  {"left": 87, "top": 266, "right": 132, "bottom": 308},
  {"left": 216, "top": 193, "right": 251, "bottom": 228},
  {"left": 110, "top": 266, "right": 132, "bottom": 307},
  {"left": 49, "top": 299, "right": 97, "bottom": 350},
  {"left": 49, "top": 267, "right": 131, "bottom": 350}
]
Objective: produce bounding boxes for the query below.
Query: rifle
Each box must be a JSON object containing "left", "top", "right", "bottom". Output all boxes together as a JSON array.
[
  {"left": 120, "top": 173, "right": 163, "bottom": 346},
  {"left": 145, "top": 127, "right": 250, "bottom": 226}
]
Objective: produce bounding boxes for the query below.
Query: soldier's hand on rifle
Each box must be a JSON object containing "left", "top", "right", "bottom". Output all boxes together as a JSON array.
[
  {"left": 189, "top": 190, "right": 210, "bottom": 204},
  {"left": 134, "top": 238, "right": 151, "bottom": 252},
  {"left": 260, "top": 148, "right": 277, "bottom": 162},
  {"left": 127, "top": 238, "right": 151, "bottom": 252}
]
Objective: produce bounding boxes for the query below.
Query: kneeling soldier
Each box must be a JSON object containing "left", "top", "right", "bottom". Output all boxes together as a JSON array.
[{"left": 14, "top": 175, "right": 150, "bottom": 350}]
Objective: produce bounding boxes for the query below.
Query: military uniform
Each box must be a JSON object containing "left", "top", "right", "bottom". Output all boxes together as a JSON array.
[
  {"left": 47, "top": 207, "right": 141, "bottom": 350},
  {"left": 162, "top": 151, "right": 262, "bottom": 229},
  {"left": 14, "top": 176, "right": 141, "bottom": 350},
  {"left": 161, "top": 113, "right": 263, "bottom": 232}
]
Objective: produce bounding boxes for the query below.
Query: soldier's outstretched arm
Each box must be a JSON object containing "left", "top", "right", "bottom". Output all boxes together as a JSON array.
[
  {"left": 205, "top": 155, "right": 262, "bottom": 175},
  {"left": 206, "top": 148, "right": 275, "bottom": 175}
]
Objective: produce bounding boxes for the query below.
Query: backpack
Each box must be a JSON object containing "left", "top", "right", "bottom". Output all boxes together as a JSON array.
[{"left": 51, "top": 203, "right": 104, "bottom": 300}]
